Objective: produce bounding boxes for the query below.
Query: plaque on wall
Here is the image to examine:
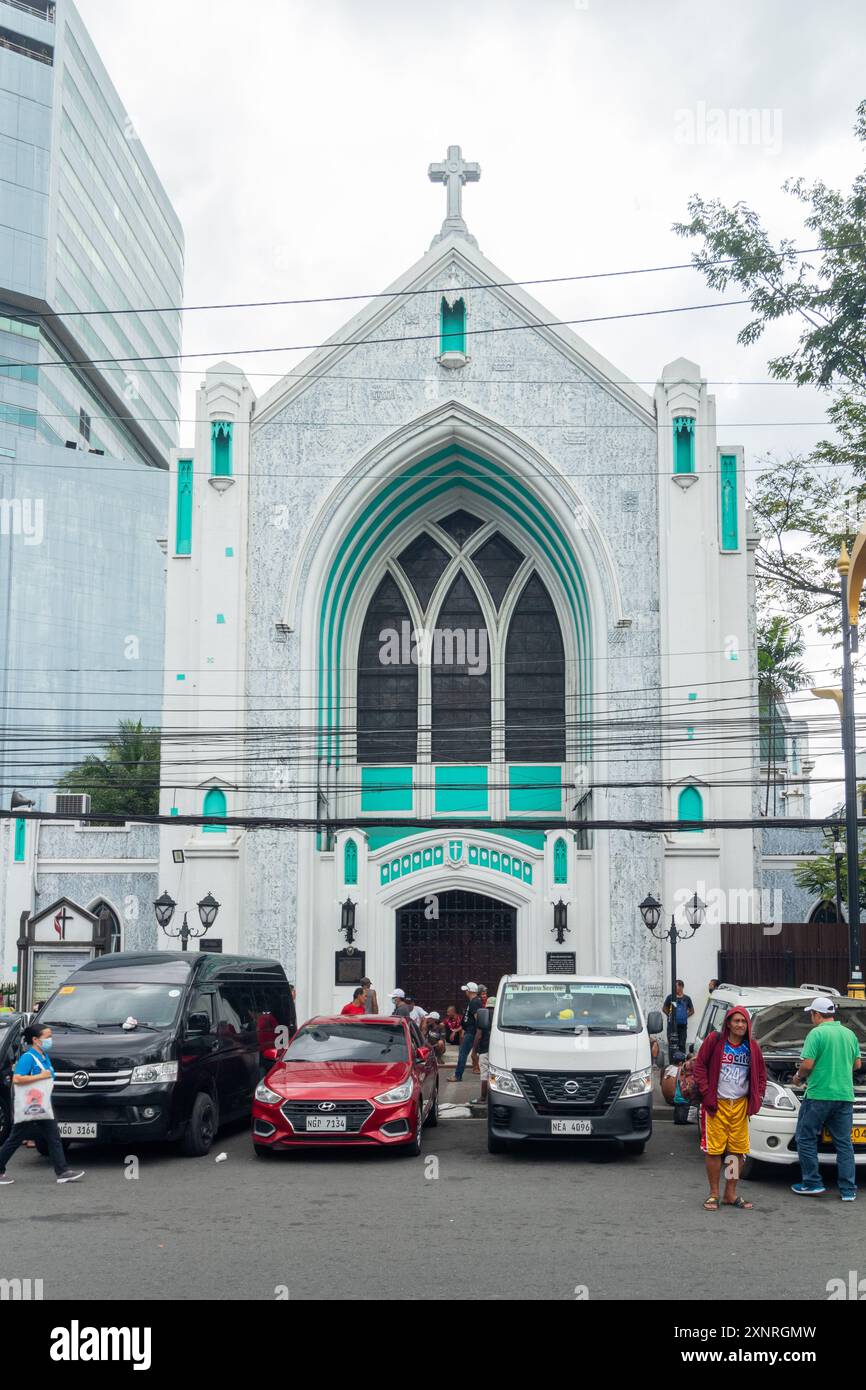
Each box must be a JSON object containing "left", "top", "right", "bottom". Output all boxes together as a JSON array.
[
  {"left": 335, "top": 949, "right": 366, "bottom": 985},
  {"left": 199, "top": 939, "right": 223, "bottom": 953},
  {"left": 546, "top": 952, "right": 577, "bottom": 975}
]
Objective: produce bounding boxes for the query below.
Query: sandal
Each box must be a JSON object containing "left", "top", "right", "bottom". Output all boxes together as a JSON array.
[
  {"left": 723, "top": 1196, "right": 753, "bottom": 1209},
  {"left": 703, "top": 1196, "right": 720, "bottom": 1210}
]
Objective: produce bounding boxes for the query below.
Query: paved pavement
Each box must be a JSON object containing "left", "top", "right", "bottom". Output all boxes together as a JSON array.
[{"left": 0, "top": 1109, "right": 863, "bottom": 1301}]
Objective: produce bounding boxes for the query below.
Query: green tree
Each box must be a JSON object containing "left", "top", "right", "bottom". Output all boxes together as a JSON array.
[
  {"left": 58, "top": 719, "right": 160, "bottom": 818},
  {"left": 793, "top": 839, "right": 866, "bottom": 913},
  {"left": 674, "top": 100, "right": 866, "bottom": 633},
  {"left": 757, "top": 616, "right": 807, "bottom": 814}
]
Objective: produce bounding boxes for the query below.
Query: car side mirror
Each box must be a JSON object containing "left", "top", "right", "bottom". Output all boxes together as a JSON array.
[
  {"left": 416, "top": 1046, "right": 431, "bottom": 1061},
  {"left": 646, "top": 1010, "right": 664, "bottom": 1035},
  {"left": 185, "top": 1012, "right": 210, "bottom": 1036}
]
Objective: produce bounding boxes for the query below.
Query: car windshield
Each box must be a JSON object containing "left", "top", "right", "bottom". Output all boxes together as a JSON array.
[
  {"left": 284, "top": 1023, "right": 409, "bottom": 1063},
  {"left": 39, "top": 983, "right": 183, "bottom": 1030},
  {"left": 752, "top": 1001, "right": 866, "bottom": 1050},
  {"left": 499, "top": 982, "right": 641, "bottom": 1034}
]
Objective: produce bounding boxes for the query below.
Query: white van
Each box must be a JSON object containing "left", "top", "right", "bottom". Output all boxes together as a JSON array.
[{"left": 486, "top": 974, "right": 663, "bottom": 1154}]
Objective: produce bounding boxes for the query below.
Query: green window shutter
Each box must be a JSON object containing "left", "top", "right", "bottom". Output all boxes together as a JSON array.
[
  {"left": 14, "top": 818, "right": 26, "bottom": 862},
  {"left": 211, "top": 421, "right": 233, "bottom": 477},
  {"left": 677, "top": 785, "right": 703, "bottom": 831},
  {"left": 176, "top": 459, "right": 193, "bottom": 554},
  {"left": 202, "top": 786, "right": 227, "bottom": 832},
  {"left": 344, "top": 838, "right": 358, "bottom": 884},
  {"left": 553, "top": 836, "right": 568, "bottom": 884},
  {"left": 673, "top": 417, "right": 695, "bottom": 474},
  {"left": 719, "top": 454, "right": 738, "bottom": 549},
  {"left": 440, "top": 297, "right": 466, "bottom": 354}
]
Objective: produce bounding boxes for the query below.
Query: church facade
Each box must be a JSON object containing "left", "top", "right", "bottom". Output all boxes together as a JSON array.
[{"left": 154, "top": 149, "right": 759, "bottom": 1016}]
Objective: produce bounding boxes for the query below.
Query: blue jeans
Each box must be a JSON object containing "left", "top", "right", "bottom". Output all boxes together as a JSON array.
[
  {"left": 795, "top": 1098, "right": 856, "bottom": 1197},
  {"left": 453, "top": 1031, "right": 476, "bottom": 1081}
]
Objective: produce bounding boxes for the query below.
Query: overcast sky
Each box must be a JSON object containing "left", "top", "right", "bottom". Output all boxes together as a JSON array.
[{"left": 77, "top": 0, "right": 866, "bottom": 813}]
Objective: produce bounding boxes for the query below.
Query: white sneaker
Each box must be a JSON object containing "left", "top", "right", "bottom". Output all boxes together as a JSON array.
[
  {"left": 56, "top": 1169, "right": 85, "bottom": 1184},
  {"left": 0, "top": 1173, "right": 14, "bottom": 1185}
]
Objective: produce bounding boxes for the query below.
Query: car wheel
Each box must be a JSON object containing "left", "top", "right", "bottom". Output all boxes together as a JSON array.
[
  {"left": 180, "top": 1092, "right": 218, "bottom": 1156},
  {"left": 425, "top": 1084, "right": 439, "bottom": 1128},
  {"left": 398, "top": 1106, "right": 423, "bottom": 1157},
  {"left": 738, "top": 1155, "right": 761, "bottom": 1180},
  {"left": 622, "top": 1139, "right": 646, "bottom": 1156}
]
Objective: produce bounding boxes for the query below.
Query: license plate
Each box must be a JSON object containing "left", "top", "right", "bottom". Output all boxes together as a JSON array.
[
  {"left": 57, "top": 1123, "right": 97, "bottom": 1139},
  {"left": 551, "top": 1119, "right": 592, "bottom": 1135},
  {"left": 305, "top": 1116, "right": 347, "bottom": 1132},
  {"left": 822, "top": 1125, "right": 866, "bottom": 1144}
]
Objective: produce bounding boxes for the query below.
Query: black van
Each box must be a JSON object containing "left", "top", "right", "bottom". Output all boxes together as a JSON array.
[{"left": 35, "top": 952, "right": 296, "bottom": 1157}]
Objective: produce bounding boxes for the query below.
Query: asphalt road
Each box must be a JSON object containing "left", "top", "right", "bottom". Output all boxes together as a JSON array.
[{"left": 0, "top": 1114, "right": 863, "bottom": 1301}]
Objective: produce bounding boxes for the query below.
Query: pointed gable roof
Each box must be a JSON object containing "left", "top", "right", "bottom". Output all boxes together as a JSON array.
[{"left": 253, "top": 231, "right": 655, "bottom": 428}]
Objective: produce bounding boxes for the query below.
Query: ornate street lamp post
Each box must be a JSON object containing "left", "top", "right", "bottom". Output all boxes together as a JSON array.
[
  {"left": 640, "top": 891, "right": 706, "bottom": 1055},
  {"left": 153, "top": 890, "right": 220, "bottom": 951}
]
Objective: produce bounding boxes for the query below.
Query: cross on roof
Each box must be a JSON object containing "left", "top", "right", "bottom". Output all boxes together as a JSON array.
[{"left": 428, "top": 145, "right": 481, "bottom": 248}]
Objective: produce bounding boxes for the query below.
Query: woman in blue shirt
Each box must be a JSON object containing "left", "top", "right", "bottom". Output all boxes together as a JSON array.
[{"left": 0, "top": 1024, "right": 84, "bottom": 1185}]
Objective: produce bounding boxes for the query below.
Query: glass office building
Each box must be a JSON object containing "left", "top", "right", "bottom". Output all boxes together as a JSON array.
[{"left": 0, "top": 0, "right": 184, "bottom": 798}]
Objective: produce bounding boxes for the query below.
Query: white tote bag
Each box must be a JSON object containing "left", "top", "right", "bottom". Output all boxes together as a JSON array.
[{"left": 13, "top": 1076, "right": 54, "bottom": 1123}]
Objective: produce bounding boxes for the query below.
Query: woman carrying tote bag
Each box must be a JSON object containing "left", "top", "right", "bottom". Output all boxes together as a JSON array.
[{"left": 0, "top": 1024, "right": 84, "bottom": 1185}]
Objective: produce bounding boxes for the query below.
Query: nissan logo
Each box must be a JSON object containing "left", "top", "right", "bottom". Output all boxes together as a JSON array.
[
  {"left": 564, "top": 1080, "right": 580, "bottom": 1096},
  {"left": 317, "top": 1101, "right": 336, "bottom": 1112},
  {"left": 71, "top": 1071, "right": 90, "bottom": 1090}
]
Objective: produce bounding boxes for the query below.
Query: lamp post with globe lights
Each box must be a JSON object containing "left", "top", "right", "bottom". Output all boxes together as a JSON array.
[
  {"left": 153, "top": 890, "right": 220, "bottom": 951},
  {"left": 640, "top": 891, "right": 706, "bottom": 1057}
]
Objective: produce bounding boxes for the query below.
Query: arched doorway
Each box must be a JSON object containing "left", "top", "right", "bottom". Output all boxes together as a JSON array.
[{"left": 395, "top": 889, "right": 517, "bottom": 1015}]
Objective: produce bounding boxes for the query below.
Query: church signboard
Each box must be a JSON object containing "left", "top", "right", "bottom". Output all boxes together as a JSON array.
[
  {"left": 17, "top": 898, "right": 111, "bottom": 1009},
  {"left": 546, "top": 952, "right": 577, "bottom": 975}
]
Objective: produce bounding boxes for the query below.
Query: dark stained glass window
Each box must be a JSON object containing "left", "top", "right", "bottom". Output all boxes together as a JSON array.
[
  {"left": 505, "top": 574, "right": 566, "bottom": 762},
  {"left": 356, "top": 574, "right": 418, "bottom": 763},
  {"left": 431, "top": 572, "right": 491, "bottom": 762},
  {"left": 437, "top": 509, "right": 483, "bottom": 547},
  {"left": 471, "top": 531, "right": 524, "bottom": 610},
  {"left": 396, "top": 532, "right": 450, "bottom": 613}
]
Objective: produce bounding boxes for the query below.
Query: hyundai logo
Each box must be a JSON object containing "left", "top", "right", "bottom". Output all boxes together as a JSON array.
[
  {"left": 317, "top": 1101, "right": 336, "bottom": 1112},
  {"left": 71, "top": 1071, "right": 90, "bottom": 1090},
  {"left": 564, "top": 1080, "right": 580, "bottom": 1096}
]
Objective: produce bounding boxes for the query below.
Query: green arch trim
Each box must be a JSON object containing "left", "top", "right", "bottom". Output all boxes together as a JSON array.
[{"left": 317, "top": 445, "right": 592, "bottom": 763}]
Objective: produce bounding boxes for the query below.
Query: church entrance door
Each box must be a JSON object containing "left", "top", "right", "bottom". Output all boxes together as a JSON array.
[{"left": 395, "top": 889, "right": 517, "bottom": 1017}]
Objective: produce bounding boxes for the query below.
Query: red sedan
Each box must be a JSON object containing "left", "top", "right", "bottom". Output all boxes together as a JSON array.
[{"left": 252, "top": 1015, "right": 439, "bottom": 1156}]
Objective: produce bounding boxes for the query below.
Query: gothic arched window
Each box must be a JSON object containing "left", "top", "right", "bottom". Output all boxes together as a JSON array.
[
  {"left": 357, "top": 573, "right": 418, "bottom": 763},
  {"left": 90, "top": 900, "right": 122, "bottom": 953},
  {"left": 203, "top": 786, "right": 227, "bottom": 832},
  {"left": 431, "top": 572, "right": 491, "bottom": 762},
  {"left": 553, "top": 837, "right": 568, "bottom": 884},
  {"left": 344, "top": 838, "right": 358, "bottom": 885},
  {"left": 677, "top": 785, "right": 703, "bottom": 829},
  {"left": 504, "top": 574, "right": 565, "bottom": 762}
]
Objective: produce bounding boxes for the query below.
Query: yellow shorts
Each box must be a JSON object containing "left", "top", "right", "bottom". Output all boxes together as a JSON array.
[{"left": 700, "top": 1097, "right": 750, "bottom": 1155}]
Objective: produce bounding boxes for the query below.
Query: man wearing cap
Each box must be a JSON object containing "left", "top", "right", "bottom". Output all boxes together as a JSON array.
[
  {"left": 423, "top": 1013, "right": 447, "bottom": 1057},
  {"left": 791, "top": 997, "right": 861, "bottom": 1200},
  {"left": 389, "top": 989, "right": 412, "bottom": 1021},
  {"left": 451, "top": 983, "right": 482, "bottom": 1082}
]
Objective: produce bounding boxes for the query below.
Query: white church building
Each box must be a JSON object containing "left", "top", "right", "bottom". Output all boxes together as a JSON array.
[{"left": 5, "top": 149, "right": 773, "bottom": 1016}]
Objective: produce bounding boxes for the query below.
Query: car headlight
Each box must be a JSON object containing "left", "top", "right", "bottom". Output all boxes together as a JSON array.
[
  {"left": 255, "top": 1079, "right": 283, "bottom": 1104},
  {"left": 373, "top": 1076, "right": 414, "bottom": 1105},
  {"left": 760, "top": 1080, "right": 796, "bottom": 1112},
  {"left": 129, "top": 1061, "right": 178, "bottom": 1085},
  {"left": 620, "top": 1067, "right": 652, "bottom": 1098},
  {"left": 488, "top": 1067, "right": 522, "bottom": 1097}
]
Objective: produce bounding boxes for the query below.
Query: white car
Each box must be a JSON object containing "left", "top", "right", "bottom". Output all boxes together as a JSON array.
[{"left": 690, "top": 983, "right": 866, "bottom": 1175}]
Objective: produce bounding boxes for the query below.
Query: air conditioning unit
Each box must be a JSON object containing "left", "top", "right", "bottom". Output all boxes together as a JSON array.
[{"left": 54, "top": 793, "right": 91, "bottom": 817}]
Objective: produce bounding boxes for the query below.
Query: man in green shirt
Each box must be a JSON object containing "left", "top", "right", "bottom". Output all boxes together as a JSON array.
[{"left": 791, "top": 997, "right": 862, "bottom": 1201}]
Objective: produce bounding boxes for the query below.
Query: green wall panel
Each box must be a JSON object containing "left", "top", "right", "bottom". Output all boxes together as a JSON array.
[
  {"left": 434, "top": 765, "right": 488, "bottom": 812},
  {"left": 509, "top": 765, "right": 562, "bottom": 812},
  {"left": 361, "top": 766, "right": 414, "bottom": 813}
]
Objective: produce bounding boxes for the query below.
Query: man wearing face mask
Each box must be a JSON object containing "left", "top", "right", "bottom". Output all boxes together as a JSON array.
[{"left": 0, "top": 1024, "right": 85, "bottom": 1185}]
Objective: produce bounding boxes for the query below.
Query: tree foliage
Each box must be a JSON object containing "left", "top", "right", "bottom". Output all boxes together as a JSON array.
[
  {"left": 58, "top": 719, "right": 160, "bottom": 818},
  {"left": 674, "top": 101, "right": 866, "bottom": 636}
]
